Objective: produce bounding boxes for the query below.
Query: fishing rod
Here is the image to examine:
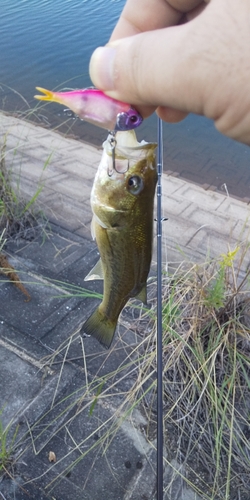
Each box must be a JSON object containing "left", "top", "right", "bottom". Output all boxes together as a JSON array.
[{"left": 156, "top": 117, "right": 164, "bottom": 500}]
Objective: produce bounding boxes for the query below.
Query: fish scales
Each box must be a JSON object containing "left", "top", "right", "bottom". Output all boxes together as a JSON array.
[{"left": 81, "top": 130, "right": 157, "bottom": 348}]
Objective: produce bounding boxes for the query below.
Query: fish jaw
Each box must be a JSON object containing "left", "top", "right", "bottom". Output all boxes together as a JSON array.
[{"left": 34, "top": 87, "right": 142, "bottom": 131}]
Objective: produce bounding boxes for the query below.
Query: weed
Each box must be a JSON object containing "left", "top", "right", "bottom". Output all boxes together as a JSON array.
[
  {"left": 0, "top": 132, "right": 48, "bottom": 242},
  {"left": 146, "top": 248, "right": 250, "bottom": 499},
  {"left": 0, "top": 410, "right": 19, "bottom": 473},
  {"left": 2, "top": 246, "right": 249, "bottom": 499}
]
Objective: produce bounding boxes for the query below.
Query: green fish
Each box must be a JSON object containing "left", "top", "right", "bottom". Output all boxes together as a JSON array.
[{"left": 81, "top": 130, "right": 157, "bottom": 349}]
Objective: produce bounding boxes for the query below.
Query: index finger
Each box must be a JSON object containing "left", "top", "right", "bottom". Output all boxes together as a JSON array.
[{"left": 110, "top": 0, "right": 204, "bottom": 41}]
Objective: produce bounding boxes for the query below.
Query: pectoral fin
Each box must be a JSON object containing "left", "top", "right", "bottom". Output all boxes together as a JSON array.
[
  {"left": 84, "top": 259, "right": 104, "bottom": 281},
  {"left": 91, "top": 214, "right": 109, "bottom": 240},
  {"left": 91, "top": 217, "right": 96, "bottom": 240}
]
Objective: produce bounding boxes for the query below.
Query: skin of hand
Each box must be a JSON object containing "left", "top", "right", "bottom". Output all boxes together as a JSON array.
[{"left": 89, "top": 0, "right": 250, "bottom": 145}]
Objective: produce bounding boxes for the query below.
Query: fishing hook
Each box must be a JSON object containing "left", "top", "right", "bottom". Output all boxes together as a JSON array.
[
  {"left": 108, "top": 131, "right": 117, "bottom": 176},
  {"left": 107, "top": 131, "right": 130, "bottom": 176}
]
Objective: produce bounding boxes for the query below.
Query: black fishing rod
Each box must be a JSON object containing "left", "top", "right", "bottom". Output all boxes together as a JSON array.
[{"left": 156, "top": 117, "right": 164, "bottom": 500}]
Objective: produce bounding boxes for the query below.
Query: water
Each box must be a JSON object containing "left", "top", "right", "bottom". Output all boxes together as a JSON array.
[
  {"left": 1, "top": 0, "right": 250, "bottom": 199},
  {"left": 1, "top": 0, "right": 122, "bottom": 92}
]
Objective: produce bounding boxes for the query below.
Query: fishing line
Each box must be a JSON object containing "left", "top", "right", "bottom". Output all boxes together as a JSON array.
[{"left": 156, "top": 117, "right": 164, "bottom": 500}]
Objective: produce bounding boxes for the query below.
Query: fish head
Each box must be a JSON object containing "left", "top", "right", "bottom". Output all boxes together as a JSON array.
[
  {"left": 115, "top": 108, "right": 143, "bottom": 131},
  {"left": 91, "top": 130, "right": 157, "bottom": 227}
]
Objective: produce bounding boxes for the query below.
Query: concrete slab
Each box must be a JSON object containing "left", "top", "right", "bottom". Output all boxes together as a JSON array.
[
  {"left": 0, "top": 277, "right": 80, "bottom": 339},
  {"left": 13, "top": 372, "right": 153, "bottom": 500},
  {"left": 6, "top": 224, "right": 94, "bottom": 278}
]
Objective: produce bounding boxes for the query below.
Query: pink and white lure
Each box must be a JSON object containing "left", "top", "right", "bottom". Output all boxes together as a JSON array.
[{"left": 34, "top": 87, "right": 143, "bottom": 131}]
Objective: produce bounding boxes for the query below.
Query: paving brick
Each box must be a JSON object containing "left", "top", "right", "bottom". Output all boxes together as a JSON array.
[
  {"left": 172, "top": 181, "right": 225, "bottom": 208},
  {"left": 218, "top": 197, "right": 250, "bottom": 220},
  {"left": 51, "top": 157, "right": 97, "bottom": 180},
  {"left": 6, "top": 224, "right": 94, "bottom": 277},
  {"left": 15, "top": 371, "right": 151, "bottom": 500},
  {"left": 162, "top": 194, "right": 191, "bottom": 217},
  {"left": 39, "top": 192, "right": 93, "bottom": 233},
  {"left": 162, "top": 175, "right": 186, "bottom": 196},
  {"left": 181, "top": 204, "right": 236, "bottom": 235},
  {"left": 0, "top": 344, "right": 44, "bottom": 428},
  {"left": 51, "top": 175, "right": 92, "bottom": 203},
  {"left": 0, "top": 277, "right": 81, "bottom": 339}
]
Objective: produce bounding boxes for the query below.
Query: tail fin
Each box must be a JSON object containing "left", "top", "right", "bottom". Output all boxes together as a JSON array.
[
  {"left": 34, "top": 87, "right": 56, "bottom": 102},
  {"left": 81, "top": 308, "right": 117, "bottom": 349}
]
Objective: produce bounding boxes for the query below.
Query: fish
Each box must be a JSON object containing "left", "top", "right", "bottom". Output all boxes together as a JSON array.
[
  {"left": 81, "top": 129, "right": 157, "bottom": 349},
  {"left": 34, "top": 87, "right": 143, "bottom": 131}
]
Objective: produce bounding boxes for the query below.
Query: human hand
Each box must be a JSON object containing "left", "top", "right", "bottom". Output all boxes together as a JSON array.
[{"left": 89, "top": 0, "right": 250, "bottom": 145}]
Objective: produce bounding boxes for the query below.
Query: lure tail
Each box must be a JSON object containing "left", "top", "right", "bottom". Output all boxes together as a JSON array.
[
  {"left": 34, "top": 87, "right": 62, "bottom": 104},
  {"left": 81, "top": 307, "right": 117, "bottom": 349}
]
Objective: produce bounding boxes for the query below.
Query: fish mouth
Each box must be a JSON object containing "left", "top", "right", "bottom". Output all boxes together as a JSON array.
[{"left": 108, "top": 159, "right": 130, "bottom": 176}]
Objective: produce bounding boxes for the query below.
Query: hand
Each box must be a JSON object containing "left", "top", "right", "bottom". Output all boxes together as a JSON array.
[{"left": 89, "top": 0, "right": 250, "bottom": 145}]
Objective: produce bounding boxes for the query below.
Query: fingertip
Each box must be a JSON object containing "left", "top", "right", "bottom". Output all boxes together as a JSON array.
[
  {"left": 89, "top": 46, "right": 116, "bottom": 91},
  {"left": 136, "top": 104, "right": 156, "bottom": 118},
  {"left": 157, "top": 106, "right": 188, "bottom": 123}
]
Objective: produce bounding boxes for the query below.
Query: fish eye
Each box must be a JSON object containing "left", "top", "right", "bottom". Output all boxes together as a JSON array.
[{"left": 127, "top": 175, "right": 144, "bottom": 195}]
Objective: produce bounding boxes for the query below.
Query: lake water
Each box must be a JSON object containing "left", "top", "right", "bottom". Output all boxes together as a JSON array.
[{"left": 1, "top": 0, "right": 250, "bottom": 200}]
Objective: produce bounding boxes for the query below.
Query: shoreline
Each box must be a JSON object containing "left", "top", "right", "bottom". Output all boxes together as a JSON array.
[
  {"left": 1, "top": 108, "right": 250, "bottom": 205},
  {"left": 1, "top": 110, "right": 250, "bottom": 272}
]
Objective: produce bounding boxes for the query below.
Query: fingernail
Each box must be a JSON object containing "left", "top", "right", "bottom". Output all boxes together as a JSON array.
[{"left": 89, "top": 46, "right": 116, "bottom": 90}]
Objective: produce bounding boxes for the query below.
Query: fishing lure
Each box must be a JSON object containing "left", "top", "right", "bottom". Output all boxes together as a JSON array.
[{"left": 34, "top": 87, "right": 143, "bottom": 131}]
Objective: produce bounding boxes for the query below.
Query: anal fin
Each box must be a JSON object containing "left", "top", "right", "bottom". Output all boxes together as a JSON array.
[
  {"left": 84, "top": 259, "right": 104, "bottom": 281},
  {"left": 135, "top": 284, "right": 147, "bottom": 305}
]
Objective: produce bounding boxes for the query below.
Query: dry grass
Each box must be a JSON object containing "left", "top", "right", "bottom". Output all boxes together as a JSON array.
[
  {"left": 0, "top": 130, "right": 48, "bottom": 243},
  {"left": 2, "top": 245, "right": 248, "bottom": 499},
  {"left": 128, "top": 246, "right": 250, "bottom": 499}
]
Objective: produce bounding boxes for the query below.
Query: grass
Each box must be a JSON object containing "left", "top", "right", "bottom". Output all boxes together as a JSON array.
[
  {"left": 0, "top": 131, "right": 48, "bottom": 242},
  {"left": 148, "top": 246, "right": 250, "bottom": 499},
  {"left": 1, "top": 244, "right": 249, "bottom": 499},
  {"left": 0, "top": 410, "right": 19, "bottom": 474},
  {"left": 0, "top": 80, "right": 81, "bottom": 243}
]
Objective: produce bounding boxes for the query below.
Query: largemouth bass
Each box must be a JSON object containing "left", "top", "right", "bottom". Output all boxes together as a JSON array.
[
  {"left": 34, "top": 87, "right": 143, "bottom": 131},
  {"left": 81, "top": 130, "right": 157, "bottom": 348}
]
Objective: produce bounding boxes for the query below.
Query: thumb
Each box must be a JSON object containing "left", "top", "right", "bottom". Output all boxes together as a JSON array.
[
  {"left": 89, "top": 21, "right": 210, "bottom": 115},
  {"left": 89, "top": 0, "right": 250, "bottom": 144}
]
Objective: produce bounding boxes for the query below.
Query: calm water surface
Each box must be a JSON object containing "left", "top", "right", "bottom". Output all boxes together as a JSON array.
[
  {"left": 1, "top": 0, "right": 123, "bottom": 102},
  {"left": 1, "top": 0, "right": 250, "bottom": 199}
]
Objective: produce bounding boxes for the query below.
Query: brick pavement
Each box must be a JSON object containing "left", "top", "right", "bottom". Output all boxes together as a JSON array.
[{"left": 2, "top": 112, "right": 250, "bottom": 267}]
